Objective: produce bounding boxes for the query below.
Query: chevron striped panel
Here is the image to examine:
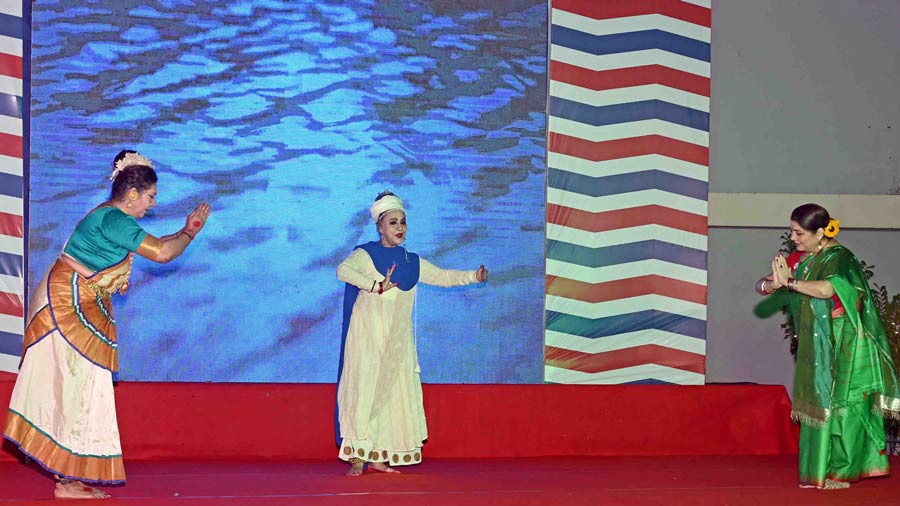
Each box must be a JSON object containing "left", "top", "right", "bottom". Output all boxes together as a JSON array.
[
  {"left": 0, "top": 0, "right": 25, "bottom": 373},
  {"left": 545, "top": 0, "right": 710, "bottom": 385}
]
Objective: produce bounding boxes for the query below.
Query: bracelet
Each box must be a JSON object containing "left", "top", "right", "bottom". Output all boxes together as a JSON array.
[
  {"left": 787, "top": 278, "right": 799, "bottom": 292},
  {"left": 378, "top": 281, "right": 384, "bottom": 295},
  {"left": 371, "top": 280, "right": 376, "bottom": 292},
  {"left": 349, "top": 457, "right": 364, "bottom": 465},
  {"left": 181, "top": 228, "right": 196, "bottom": 240}
]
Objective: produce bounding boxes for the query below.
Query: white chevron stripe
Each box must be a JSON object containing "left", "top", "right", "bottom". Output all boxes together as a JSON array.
[
  {"left": 547, "top": 188, "right": 708, "bottom": 216},
  {"left": 550, "top": 81, "right": 710, "bottom": 111},
  {"left": 0, "top": 195, "right": 22, "bottom": 215},
  {"left": 0, "top": 114, "right": 21, "bottom": 137},
  {"left": 0, "top": 75, "right": 22, "bottom": 97},
  {"left": 0, "top": 34, "right": 22, "bottom": 57},
  {"left": 546, "top": 258, "right": 708, "bottom": 285},
  {"left": 0, "top": 0, "right": 23, "bottom": 17},
  {"left": 548, "top": 152, "right": 708, "bottom": 182},
  {"left": 545, "top": 329, "right": 707, "bottom": 355},
  {"left": 546, "top": 294, "right": 707, "bottom": 320},
  {"left": 550, "top": 117, "right": 709, "bottom": 146},
  {"left": 0, "top": 313, "right": 23, "bottom": 335},
  {"left": 0, "top": 352, "right": 18, "bottom": 373},
  {"left": 0, "top": 154, "right": 21, "bottom": 176},
  {"left": 547, "top": 223, "right": 708, "bottom": 251},
  {"left": 544, "top": 364, "right": 705, "bottom": 385},
  {"left": 552, "top": 10, "right": 711, "bottom": 42},
  {"left": 0, "top": 273, "right": 22, "bottom": 295},
  {"left": 551, "top": 46, "right": 710, "bottom": 77},
  {"left": 0, "top": 233, "right": 21, "bottom": 256}
]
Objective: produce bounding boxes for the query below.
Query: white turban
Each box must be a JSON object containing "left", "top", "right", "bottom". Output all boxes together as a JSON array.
[{"left": 370, "top": 195, "right": 405, "bottom": 222}]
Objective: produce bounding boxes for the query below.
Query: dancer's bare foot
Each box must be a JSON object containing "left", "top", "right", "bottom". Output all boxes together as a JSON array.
[
  {"left": 345, "top": 460, "right": 364, "bottom": 477},
  {"left": 369, "top": 462, "right": 401, "bottom": 474},
  {"left": 799, "top": 479, "right": 850, "bottom": 490},
  {"left": 54, "top": 480, "right": 111, "bottom": 499}
]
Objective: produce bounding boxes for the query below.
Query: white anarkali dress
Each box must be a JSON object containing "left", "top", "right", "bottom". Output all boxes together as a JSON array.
[{"left": 336, "top": 247, "right": 478, "bottom": 466}]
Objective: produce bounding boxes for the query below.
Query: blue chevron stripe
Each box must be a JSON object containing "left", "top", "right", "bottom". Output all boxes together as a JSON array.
[
  {"left": 546, "top": 310, "right": 707, "bottom": 340},
  {"left": 0, "top": 94, "right": 23, "bottom": 119},
  {"left": 548, "top": 168, "right": 708, "bottom": 200},
  {"left": 623, "top": 378, "right": 678, "bottom": 385},
  {"left": 0, "top": 251, "right": 23, "bottom": 277},
  {"left": 546, "top": 239, "right": 707, "bottom": 270},
  {"left": 550, "top": 97, "right": 708, "bottom": 131},
  {"left": 0, "top": 13, "right": 23, "bottom": 39},
  {"left": 551, "top": 26, "right": 710, "bottom": 62},
  {"left": 0, "top": 331, "right": 22, "bottom": 356},
  {"left": 0, "top": 172, "right": 23, "bottom": 198}
]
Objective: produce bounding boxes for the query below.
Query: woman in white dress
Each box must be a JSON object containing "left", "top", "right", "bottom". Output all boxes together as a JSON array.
[{"left": 336, "top": 191, "right": 488, "bottom": 476}]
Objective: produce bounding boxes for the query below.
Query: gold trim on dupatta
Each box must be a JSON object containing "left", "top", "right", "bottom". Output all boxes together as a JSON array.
[
  {"left": 873, "top": 393, "right": 900, "bottom": 420},
  {"left": 790, "top": 398, "right": 831, "bottom": 428}
]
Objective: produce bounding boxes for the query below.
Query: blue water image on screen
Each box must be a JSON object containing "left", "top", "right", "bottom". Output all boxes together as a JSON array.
[{"left": 28, "top": 0, "right": 547, "bottom": 383}]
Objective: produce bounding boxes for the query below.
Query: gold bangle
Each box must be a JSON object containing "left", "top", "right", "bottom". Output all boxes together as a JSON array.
[{"left": 349, "top": 457, "right": 364, "bottom": 464}]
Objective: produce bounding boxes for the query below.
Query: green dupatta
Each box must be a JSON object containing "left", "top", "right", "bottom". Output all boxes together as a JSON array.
[{"left": 784, "top": 245, "right": 900, "bottom": 427}]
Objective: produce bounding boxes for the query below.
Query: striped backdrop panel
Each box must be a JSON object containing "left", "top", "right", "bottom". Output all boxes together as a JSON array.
[
  {"left": 0, "top": 0, "right": 25, "bottom": 373},
  {"left": 544, "top": 0, "right": 710, "bottom": 384}
]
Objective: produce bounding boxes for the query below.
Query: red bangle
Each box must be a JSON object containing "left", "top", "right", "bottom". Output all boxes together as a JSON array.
[{"left": 378, "top": 281, "right": 384, "bottom": 295}]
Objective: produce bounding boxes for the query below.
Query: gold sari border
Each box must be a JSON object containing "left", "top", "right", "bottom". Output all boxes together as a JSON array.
[
  {"left": 873, "top": 393, "right": 900, "bottom": 420},
  {"left": 790, "top": 398, "right": 830, "bottom": 428},
  {"left": 4, "top": 410, "right": 125, "bottom": 484},
  {"left": 46, "top": 261, "right": 119, "bottom": 372},
  {"left": 22, "top": 305, "right": 54, "bottom": 352}
]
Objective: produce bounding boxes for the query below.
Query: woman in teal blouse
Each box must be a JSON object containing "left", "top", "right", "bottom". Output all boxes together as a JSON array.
[{"left": 3, "top": 150, "right": 210, "bottom": 499}]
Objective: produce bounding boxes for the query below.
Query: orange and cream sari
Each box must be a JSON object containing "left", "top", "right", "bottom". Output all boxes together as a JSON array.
[{"left": 3, "top": 254, "right": 133, "bottom": 484}]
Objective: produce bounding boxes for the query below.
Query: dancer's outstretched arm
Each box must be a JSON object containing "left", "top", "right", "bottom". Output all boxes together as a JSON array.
[
  {"left": 419, "top": 258, "right": 487, "bottom": 287},
  {"left": 137, "top": 203, "right": 210, "bottom": 263}
]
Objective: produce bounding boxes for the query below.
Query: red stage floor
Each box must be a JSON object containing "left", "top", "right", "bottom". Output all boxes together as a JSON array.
[{"left": 1, "top": 456, "right": 897, "bottom": 505}]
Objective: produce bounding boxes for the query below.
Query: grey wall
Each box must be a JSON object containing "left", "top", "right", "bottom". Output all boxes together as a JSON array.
[
  {"left": 711, "top": 0, "right": 900, "bottom": 194},
  {"left": 707, "top": 1, "right": 900, "bottom": 389}
]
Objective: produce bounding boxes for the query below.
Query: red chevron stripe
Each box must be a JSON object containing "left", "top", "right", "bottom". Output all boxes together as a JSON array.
[
  {"left": 0, "top": 133, "right": 22, "bottom": 159},
  {"left": 0, "top": 53, "right": 23, "bottom": 79},
  {"left": 0, "top": 212, "right": 23, "bottom": 238},
  {"left": 550, "top": 62, "right": 710, "bottom": 97},
  {"left": 549, "top": 133, "right": 708, "bottom": 165},
  {"left": 554, "top": 0, "right": 711, "bottom": 27},
  {"left": 545, "top": 344, "right": 706, "bottom": 374},
  {"left": 547, "top": 274, "right": 707, "bottom": 305},
  {"left": 0, "top": 290, "right": 23, "bottom": 318},
  {"left": 548, "top": 204, "right": 707, "bottom": 235}
]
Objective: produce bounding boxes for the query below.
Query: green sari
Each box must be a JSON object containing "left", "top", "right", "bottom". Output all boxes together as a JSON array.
[{"left": 785, "top": 245, "right": 900, "bottom": 486}]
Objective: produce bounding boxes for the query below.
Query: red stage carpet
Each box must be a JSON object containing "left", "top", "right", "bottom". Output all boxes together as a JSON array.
[
  {"left": 1, "top": 456, "right": 898, "bottom": 505},
  {"left": 2, "top": 382, "right": 797, "bottom": 461},
  {"left": 0, "top": 381, "right": 828, "bottom": 503}
]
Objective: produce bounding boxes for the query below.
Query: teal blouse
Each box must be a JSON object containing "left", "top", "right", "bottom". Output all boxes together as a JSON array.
[{"left": 63, "top": 207, "right": 148, "bottom": 272}]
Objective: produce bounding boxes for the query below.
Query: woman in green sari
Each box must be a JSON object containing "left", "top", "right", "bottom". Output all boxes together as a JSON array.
[{"left": 758, "top": 203, "right": 900, "bottom": 489}]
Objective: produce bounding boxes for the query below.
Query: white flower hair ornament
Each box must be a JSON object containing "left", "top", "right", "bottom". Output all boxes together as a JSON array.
[{"left": 110, "top": 152, "right": 154, "bottom": 181}]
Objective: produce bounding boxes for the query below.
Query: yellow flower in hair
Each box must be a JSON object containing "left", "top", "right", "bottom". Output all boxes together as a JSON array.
[{"left": 824, "top": 218, "right": 840, "bottom": 238}]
